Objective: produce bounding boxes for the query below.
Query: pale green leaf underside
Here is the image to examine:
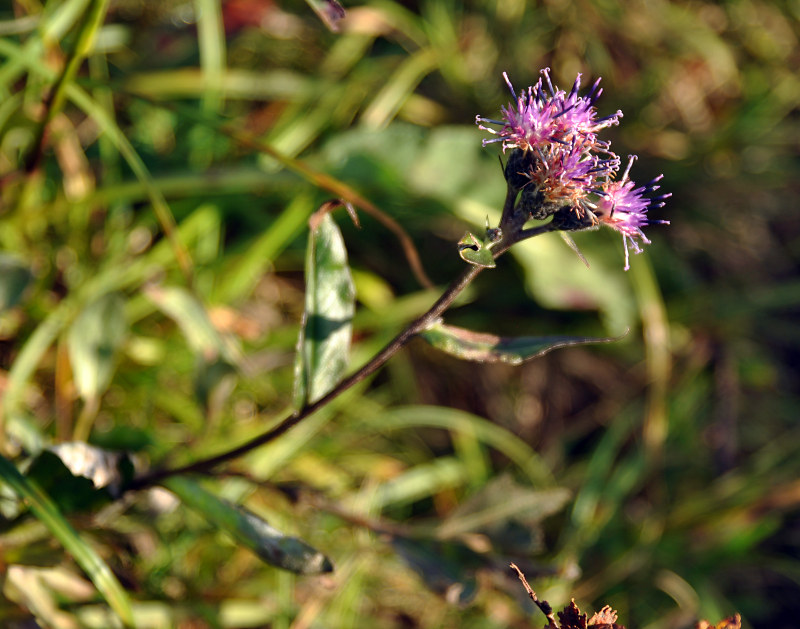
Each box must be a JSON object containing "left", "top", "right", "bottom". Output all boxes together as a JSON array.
[
  {"left": 420, "top": 321, "right": 623, "bottom": 365},
  {"left": 67, "top": 293, "right": 128, "bottom": 401},
  {"left": 457, "top": 231, "right": 496, "bottom": 268},
  {"left": 293, "top": 212, "right": 355, "bottom": 408}
]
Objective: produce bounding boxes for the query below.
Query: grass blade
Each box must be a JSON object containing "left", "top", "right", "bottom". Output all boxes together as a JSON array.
[{"left": 0, "top": 454, "right": 134, "bottom": 627}]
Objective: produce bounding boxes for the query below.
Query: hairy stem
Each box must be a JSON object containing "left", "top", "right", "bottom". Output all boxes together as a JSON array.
[{"left": 127, "top": 218, "right": 555, "bottom": 491}]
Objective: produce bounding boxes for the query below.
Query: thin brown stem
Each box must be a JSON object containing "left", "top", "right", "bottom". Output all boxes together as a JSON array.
[
  {"left": 509, "top": 563, "right": 558, "bottom": 628},
  {"left": 127, "top": 215, "right": 556, "bottom": 492},
  {"left": 127, "top": 262, "right": 483, "bottom": 491}
]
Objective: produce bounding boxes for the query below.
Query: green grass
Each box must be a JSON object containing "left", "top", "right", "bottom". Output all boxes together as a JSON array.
[{"left": 1, "top": 1, "right": 799, "bottom": 627}]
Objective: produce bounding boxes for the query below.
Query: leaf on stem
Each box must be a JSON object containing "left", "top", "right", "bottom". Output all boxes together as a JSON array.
[
  {"left": 420, "top": 321, "right": 624, "bottom": 365},
  {"left": 67, "top": 292, "right": 127, "bottom": 402},
  {"left": 164, "top": 477, "right": 333, "bottom": 574},
  {"left": 458, "top": 231, "right": 496, "bottom": 268},
  {"left": 293, "top": 203, "right": 356, "bottom": 408}
]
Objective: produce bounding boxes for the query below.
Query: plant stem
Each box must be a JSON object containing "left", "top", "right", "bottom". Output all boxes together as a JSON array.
[
  {"left": 73, "top": 396, "right": 100, "bottom": 444},
  {"left": 127, "top": 222, "right": 555, "bottom": 491},
  {"left": 24, "top": 0, "right": 110, "bottom": 175}
]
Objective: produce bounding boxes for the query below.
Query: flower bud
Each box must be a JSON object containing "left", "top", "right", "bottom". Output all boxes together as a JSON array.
[
  {"left": 504, "top": 149, "right": 536, "bottom": 191},
  {"left": 519, "top": 184, "right": 560, "bottom": 221},
  {"left": 551, "top": 206, "right": 596, "bottom": 232}
]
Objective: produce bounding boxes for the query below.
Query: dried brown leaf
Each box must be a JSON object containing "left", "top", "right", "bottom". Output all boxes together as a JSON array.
[
  {"left": 510, "top": 564, "right": 626, "bottom": 629},
  {"left": 695, "top": 615, "right": 741, "bottom": 629},
  {"left": 558, "top": 600, "right": 588, "bottom": 629},
  {"left": 588, "top": 605, "right": 625, "bottom": 628}
]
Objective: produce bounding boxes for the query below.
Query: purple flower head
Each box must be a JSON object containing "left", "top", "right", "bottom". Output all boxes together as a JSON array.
[
  {"left": 476, "top": 68, "right": 622, "bottom": 153},
  {"left": 478, "top": 69, "right": 670, "bottom": 269},
  {"left": 527, "top": 138, "right": 615, "bottom": 207},
  {"left": 593, "top": 156, "right": 672, "bottom": 270}
]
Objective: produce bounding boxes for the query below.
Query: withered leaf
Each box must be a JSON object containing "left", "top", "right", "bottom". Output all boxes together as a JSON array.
[
  {"left": 555, "top": 599, "right": 626, "bottom": 629},
  {"left": 558, "top": 600, "right": 588, "bottom": 629},
  {"left": 510, "top": 564, "right": 627, "bottom": 629},
  {"left": 588, "top": 604, "right": 625, "bottom": 628},
  {"left": 695, "top": 615, "right": 741, "bottom": 629}
]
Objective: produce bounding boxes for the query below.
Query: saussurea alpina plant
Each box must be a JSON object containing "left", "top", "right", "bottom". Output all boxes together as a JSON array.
[
  {"left": 475, "top": 68, "right": 671, "bottom": 270},
  {"left": 5, "top": 68, "right": 677, "bottom": 622},
  {"left": 131, "top": 68, "right": 671, "bottom": 492}
]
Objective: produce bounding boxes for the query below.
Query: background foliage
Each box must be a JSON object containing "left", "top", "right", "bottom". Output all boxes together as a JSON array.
[{"left": 1, "top": 0, "right": 799, "bottom": 627}]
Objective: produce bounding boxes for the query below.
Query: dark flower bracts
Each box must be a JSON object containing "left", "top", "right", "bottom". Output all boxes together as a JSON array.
[{"left": 477, "top": 69, "right": 670, "bottom": 269}]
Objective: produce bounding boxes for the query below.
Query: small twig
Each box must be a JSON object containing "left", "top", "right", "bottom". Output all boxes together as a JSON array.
[{"left": 509, "top": 563, "right": 558, "bottom": 628}]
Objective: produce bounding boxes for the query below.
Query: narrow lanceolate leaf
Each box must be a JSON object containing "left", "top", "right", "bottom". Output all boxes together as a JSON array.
[
  {"left": 144, "top": 285, "right": 238, "bottom": 364},
  {"left": 164, "top": 477, "right": 333, "bottom": 575},
  {"left": 0, "top": 454, "right": 134, "bottom": 627},
  {"left": 67, "top": 293, "right": 127, "bottom": 401},
  {"left": 293, "top": 211, "right": 355, "bottom": 408},
  {"left": 436, "top": 474, "right": 571, "bottom": 547},
  {"left": 420, "top": 321, "right": 623, "bottom": 365},
  {"left": 0, "top": 254, "right": 33, "bottom": 311},
  {"left": 391, "top": 536, "right": 479, "bottom": 606}
]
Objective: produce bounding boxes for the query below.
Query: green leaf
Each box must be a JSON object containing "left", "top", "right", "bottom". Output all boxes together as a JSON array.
[
  {"left": 0, "top": 454, "right": 134, "bottom": 626},
  {"left": 67, "top": 293, "right": 127, "bottom": 401},
  {"left": 0, "top": 254, "right": 33, "bottom": 312},
  {"left": 381, "top": 406, "right": 554, "bottom": 487},
  {"left": 408, "top": 126, "right": 484, "bottom": 201},
  {"left": 457, "top": 231, "right": 495, "bottom": 268},
  {"left": 436, "top": 474, "right": 571, "bottom": 554},
  {"left": 144, "top": 285, "right": 230, "bottom": 361},
  {"left": 26, "top": 443, "right": 135, "bottom": 512},
  {"left": 391, "top": 536, "right": 480, "bottom": 606},
  {"left": 164, "top": 477, "right": 333, "bottom": 574},
  {"left": 145, "top": 285, "right": 241, "bottom": 409},
  {"left": 27, "top": 451, "right": 113, "bottom": 513},
  {"left": 512, "top": 232, "right": 636, "bottom": 334},
  {"left": 293, "top": 211, "right": 355, "bottom": 408},
  {"left": 420, "top": 321, "right": 623, "bottom": 365}
]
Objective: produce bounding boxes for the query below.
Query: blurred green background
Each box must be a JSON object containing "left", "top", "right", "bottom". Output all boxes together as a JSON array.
[{"left": 1, "top": 0, "right": 798, "bottom": 627}]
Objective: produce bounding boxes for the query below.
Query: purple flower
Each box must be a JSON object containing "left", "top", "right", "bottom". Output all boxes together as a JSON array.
[
  {"left": 527, "top": 139, "right": 613, "bottom": 207},
  {"left": 593, "top": 156, "right": 672, "bottom": 270},
  {"left": 478, "top": 69, "right": 670, "bottom": 269},
  {"left": 476, "top": 68, "right": 622, "bottom": 153}
]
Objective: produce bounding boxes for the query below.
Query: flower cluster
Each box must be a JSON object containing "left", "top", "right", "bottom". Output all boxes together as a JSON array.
[{"left": 477, "top": 68, "right": 670, "bottom": 269}]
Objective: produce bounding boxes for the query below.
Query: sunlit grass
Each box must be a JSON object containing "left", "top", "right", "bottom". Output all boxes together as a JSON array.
[{"left": 1, "top": 1, "right": 798, "bottom": 627}]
